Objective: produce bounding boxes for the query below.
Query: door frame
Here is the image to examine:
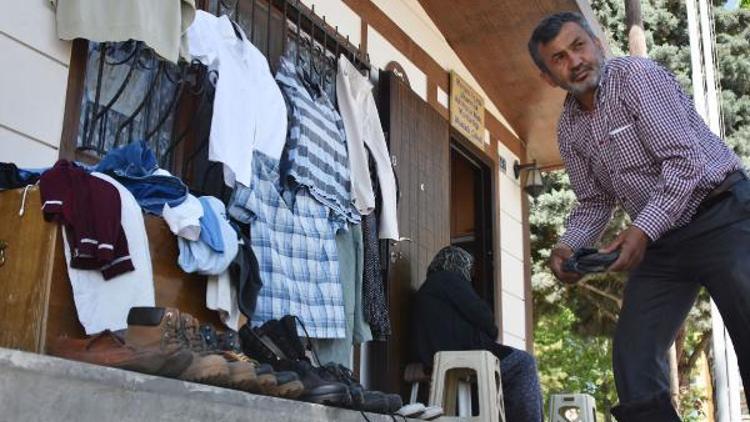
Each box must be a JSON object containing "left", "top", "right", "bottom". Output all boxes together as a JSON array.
[{"left": 448, "top": 129, "right": 502, "bottom": 337}]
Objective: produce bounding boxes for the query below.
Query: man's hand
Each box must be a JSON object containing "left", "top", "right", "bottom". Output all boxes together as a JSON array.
[
  {"left": 601, "top": 226, "right": 650, "bottom": 272},
  {"left": 549, "top": 244, "right": 583, "bottom": 284}
]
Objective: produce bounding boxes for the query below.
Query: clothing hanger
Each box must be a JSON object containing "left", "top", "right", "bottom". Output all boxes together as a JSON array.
[{"left": 230, "top": 19, "right": 243, "bottom": 41}]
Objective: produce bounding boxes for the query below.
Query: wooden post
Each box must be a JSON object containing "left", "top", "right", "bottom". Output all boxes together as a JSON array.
[{"left": 624, "top": 0, "right": 648, "bottom": 57}]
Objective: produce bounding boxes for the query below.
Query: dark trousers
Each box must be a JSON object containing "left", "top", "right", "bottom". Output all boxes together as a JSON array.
[{"left": 612, "top": 179, "right": 750, "bottom": 420}]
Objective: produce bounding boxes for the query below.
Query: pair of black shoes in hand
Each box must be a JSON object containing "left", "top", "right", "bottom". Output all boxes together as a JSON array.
[{"left": 563, "top": 247, "right": 620, "bottom": 274}]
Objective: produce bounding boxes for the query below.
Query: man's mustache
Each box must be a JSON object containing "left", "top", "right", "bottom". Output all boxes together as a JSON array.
[{"left": 570, "top": 65, "right": 592, "bottom": 81}]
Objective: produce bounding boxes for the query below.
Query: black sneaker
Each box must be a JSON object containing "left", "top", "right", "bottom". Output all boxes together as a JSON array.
[
  {"left": 239, "top": 323, "right": 280, "bottom": 365},
  {"left": 276, "top": 358, "right": 351, "bottom": 406},
  {"left": 280, "top": 315, "right": 308, "bottom": 359},
  {"left": 259, "top": 319, "right": 302, "bottom": 361},
  {"left": 359, "top": 391, "right": 392, "bottom": 414},
  {"left": 317, "top": 363, "right": 365, "bottom": 408},
  {"left": 385, "top": 393, "right": 403, "bottom": 413}
]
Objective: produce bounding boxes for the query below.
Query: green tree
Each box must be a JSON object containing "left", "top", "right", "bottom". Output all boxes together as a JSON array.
[{"left": 532, "top": 1, "right": 750, "bottom": 419}]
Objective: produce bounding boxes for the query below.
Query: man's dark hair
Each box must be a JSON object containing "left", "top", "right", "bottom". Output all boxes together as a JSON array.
[{"left": 528, "top": 12, "right": 597, "bottom": 73}]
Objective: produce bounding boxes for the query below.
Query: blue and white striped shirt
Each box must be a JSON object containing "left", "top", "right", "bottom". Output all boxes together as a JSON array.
[{"left": 276, "top": 56, "right": 360, "bottom": 225}]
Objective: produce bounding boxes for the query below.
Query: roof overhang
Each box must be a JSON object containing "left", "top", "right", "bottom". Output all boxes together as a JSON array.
[{"left": 418, "top": 0, "right": 609, "bottom": 168}]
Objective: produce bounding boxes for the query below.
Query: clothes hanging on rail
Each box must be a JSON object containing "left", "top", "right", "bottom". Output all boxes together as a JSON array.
[
  {"left": 276, "top": 55, "right": 359, "bottom": 225},
  {"left": 61, "top": 172, "right": 155, "bottom": 335},
  {"left": 228, "top": 152, "right": 346, "bottom": 339},
  {"left": 336, "top": 56, "right": 399, "bottom": 240},
  {"left": 361, "top": 212, "right": 392, "bottom": 340},
  {"left": 185, "top": 10, "right": 288, "bottom": 188},
  {"left": 50, "top": 0, "right": 196, "bottom": 64},
  {"left": 312, "top": 223, "right": 372, "bottom": 367}
]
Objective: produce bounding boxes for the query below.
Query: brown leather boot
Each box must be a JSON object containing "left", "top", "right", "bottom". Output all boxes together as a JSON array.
[
  {"left": 178, "top": 313, "right": 246, "bottom": 389},
  {"left": 48, "top": 330, "right": 191, "bottom": 376},
  {"left": 126, "top": 307, "right": 228, "bottom": 384}
]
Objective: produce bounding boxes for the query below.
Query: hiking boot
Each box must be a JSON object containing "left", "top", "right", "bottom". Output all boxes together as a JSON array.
[
  {"left": 199, "top": 324, "right": 261, "bottom": 392},
  {"left": 126, "top": 307, "right": 229, "bottom": 385},
  {"left": 48, "top": 330, "right": 192, "bottom": 376},
  {"left": 220, "top": 350, "right": 262, "bottom": 393},
  {"left": 216, "top": 328, "right": 242, "bottom": 352},
  {"left": 264, "top": 369, "right": 305, "bottom": 399},
  {"left": 121, "top": 307, "right": 193, "bottom": 377},
  {"left": 178, "top": 315, "right": 248, "bottom": 389}
]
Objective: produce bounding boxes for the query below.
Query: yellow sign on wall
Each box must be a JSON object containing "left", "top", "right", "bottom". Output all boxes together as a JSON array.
[{"left": 449, "top": 71, "right": 485, "bottom": 149}]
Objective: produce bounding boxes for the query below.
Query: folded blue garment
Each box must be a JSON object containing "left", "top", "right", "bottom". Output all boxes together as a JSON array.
[
  {"left": 178, "top": 196, "right": 238, "bottom": 275},
  {"left": 94, "top": 141, "right": 187, "bottom": 215},
  {"left": 198, "top": 196, "right": 224, "bottom": 253}
]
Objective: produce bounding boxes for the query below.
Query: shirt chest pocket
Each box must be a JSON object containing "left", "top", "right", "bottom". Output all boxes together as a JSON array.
[{"left": 607, "top": 122, "right": 655, "bottom": 174}]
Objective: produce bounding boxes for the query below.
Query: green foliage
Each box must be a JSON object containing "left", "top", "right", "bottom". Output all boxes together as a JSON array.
[
  {"left": 532, "top": 0, "right": 750, "bottom": 419},
  {"left": 742, "top": 0, "right": 750, "bottom": 10},
  {"left": 536, "top": 305, "right": 617, "bottom": 421}
]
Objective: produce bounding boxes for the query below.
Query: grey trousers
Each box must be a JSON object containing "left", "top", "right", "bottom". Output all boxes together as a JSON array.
[{"left": 612, "top": 179, "right": 750, "bottom": 417}]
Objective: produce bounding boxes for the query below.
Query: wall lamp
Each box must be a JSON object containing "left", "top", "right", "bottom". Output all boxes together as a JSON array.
[{"left": 513, "top": 160, "right": 546, "bottom": 198}]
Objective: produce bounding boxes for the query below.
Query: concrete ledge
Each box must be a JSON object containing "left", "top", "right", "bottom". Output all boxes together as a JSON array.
[{"left": 0, "top": 348, "right": 414, "bottom": 422}]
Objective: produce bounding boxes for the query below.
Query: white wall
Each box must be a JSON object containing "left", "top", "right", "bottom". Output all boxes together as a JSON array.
[
  {"left": 0, "top": 0, "right": 71, "bottom": 167},
  {"left": 299, "top": 0, "right": 361, "bottom": 47},
  {"left": 366, "top": 27, "right": 428, "bottom": 101},
  {"left": 497, "top": 141, "right": 528, "bottom": 350}
]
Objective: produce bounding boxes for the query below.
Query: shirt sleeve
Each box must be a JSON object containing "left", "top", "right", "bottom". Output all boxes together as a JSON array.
[
  {"left": 558, "top": 130, "right": 617, "bottom": 250},
  {"left": 623, "top": 61, "right": 707, "bottom": 241}
]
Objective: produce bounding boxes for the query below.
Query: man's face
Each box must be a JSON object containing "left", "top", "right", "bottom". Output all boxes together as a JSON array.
[{"left": 538, "top": 22, "right": 605, "bottom": 96}]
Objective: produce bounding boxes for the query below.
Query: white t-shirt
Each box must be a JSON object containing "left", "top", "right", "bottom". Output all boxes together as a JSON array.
[
  {"left": 185, "top": 11, "right": 287, "bottom": 187},
  {"left": 62, "top": 172, "right": 155, "bottom": 335},
  {"left": 207, "top": 270, "right": 240, "bottom": 331}
]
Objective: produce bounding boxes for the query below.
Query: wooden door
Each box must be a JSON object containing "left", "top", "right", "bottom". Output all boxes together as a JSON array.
[{"left": 367, "top": 71, "right": 450, "bottom": 396}]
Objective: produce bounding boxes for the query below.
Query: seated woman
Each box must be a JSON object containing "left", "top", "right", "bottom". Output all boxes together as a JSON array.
[{"left": 412, "top": 246, "right": 543, "bottom": 422}]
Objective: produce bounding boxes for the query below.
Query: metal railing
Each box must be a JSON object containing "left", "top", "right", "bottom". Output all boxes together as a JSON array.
[{"left": 75, "top": 0, "right": 370, "bottom": 195}]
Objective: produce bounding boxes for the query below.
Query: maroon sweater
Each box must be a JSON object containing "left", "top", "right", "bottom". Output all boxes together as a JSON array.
[{"left": 40, "top": 160, "right": 134, "bottom": 279}]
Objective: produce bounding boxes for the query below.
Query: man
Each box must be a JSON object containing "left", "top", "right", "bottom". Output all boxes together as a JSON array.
[
  {"left": 412, "top": 246, "right": 543, "bottom": 421},
  {"left": 528, "top": 11, "right": 750, "bottom": 421}
]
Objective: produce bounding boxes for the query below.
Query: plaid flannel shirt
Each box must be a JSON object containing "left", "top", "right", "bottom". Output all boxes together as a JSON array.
[
  {"left": 558, "top": 57, "right": 742, "bottom": 249},
  {"left": 228, "top": 153, "right": 346, "bottom": 338}
]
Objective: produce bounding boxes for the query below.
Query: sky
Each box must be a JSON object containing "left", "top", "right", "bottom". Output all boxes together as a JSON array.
[{"left": 725, "top": 0, "right": 740, "bottom": 10}]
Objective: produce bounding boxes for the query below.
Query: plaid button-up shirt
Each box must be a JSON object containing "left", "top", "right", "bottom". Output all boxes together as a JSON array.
[
  {"left": 228, "top": 153, "right": 346, "bottom": 339},
  {"left": 558, "top": 57, "right": 742, "bottom": 249}
]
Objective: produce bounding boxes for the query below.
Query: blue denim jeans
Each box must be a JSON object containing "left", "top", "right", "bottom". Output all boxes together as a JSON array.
[
  {"left": 485, "top": 344, "right": 543, "bottom": 422},
  {"left": 94, "top": 141, "right": 187, "bottom": 214}
]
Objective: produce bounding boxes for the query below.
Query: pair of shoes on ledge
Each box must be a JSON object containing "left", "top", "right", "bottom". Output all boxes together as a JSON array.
[{"left": 49, "top": 306, "right": 303, "bottom": 399}]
